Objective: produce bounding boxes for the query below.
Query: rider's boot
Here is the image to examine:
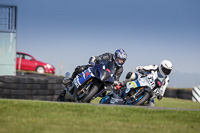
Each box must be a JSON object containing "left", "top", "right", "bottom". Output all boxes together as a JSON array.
[
  {"left": 63, "top": 69, "right": 78, "bottom": 88},
  {"left": 73, "top": 86, "right": 79, "bottom": 102},
  {"left": 148, "top": 99, "right": 155, "bottom": 107}
]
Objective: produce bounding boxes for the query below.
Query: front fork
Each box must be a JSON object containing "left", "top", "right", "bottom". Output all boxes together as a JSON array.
[
  {"left": 124, "top": 87, "right": 152, "bottom": 101},
  {"left": 72, "top": 79, "right": 95, "bottom": 102}
]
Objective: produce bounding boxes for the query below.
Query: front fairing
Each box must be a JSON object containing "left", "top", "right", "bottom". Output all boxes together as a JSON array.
[
  {"left": 126, "top": 72, "right": 157, "bottom": 91},
  {"left": 90, "top": 60, "right": 115, "bottom": 85},
  {"left": 73, "top": 60, "right": 115, "bottom": 89},
  {"left": 73, "top": 68, "right": 94, "bottom": 88},
  {"left": 125, "top": 71, "right": 165, "bottom": 95}
]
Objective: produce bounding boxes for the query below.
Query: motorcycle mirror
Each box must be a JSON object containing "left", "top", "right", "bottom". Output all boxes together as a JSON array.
[{"left": 65, "top": 72, "right": 71, "bottom": 78}]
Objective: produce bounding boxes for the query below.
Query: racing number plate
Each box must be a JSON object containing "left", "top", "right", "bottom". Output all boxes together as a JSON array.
[{"left": 74, "top": 69, "right": 93, "bottom": 88}]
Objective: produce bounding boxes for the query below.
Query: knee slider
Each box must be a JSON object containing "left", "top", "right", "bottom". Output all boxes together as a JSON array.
[
  {"left": 126, "top": 72, "right": 137, "bottom": 80},
  {"left": 126, "top": 72, "right": 133, "bottom": 79}
]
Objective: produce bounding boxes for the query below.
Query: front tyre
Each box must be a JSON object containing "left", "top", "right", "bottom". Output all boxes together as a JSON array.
[
  {"left": 36, "top": 66, "right": 45, "bottom": 73},
  {"left": 125, "top": 92, "right": 150, "bottom": 106},
  {"left": 80, "top": 85, "right": 99, "bottom": 103}
]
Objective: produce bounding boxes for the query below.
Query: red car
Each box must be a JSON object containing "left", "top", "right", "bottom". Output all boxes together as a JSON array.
[{"left": 16, "top": 52, "right": 55, "bottom": 74}]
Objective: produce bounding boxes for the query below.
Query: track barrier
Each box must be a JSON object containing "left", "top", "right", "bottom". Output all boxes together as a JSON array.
[
  {"left": 164, "top": 88, "right": 192, "bottom": 100},
  {"left": 0, "top": 75, "right": 193, "bottom": 101},
  {"left": 192, "top": 86, "right": 200, "bottom": 102},
  {"left": 0, "top": 75, "right": 65, "bottom": 101}
]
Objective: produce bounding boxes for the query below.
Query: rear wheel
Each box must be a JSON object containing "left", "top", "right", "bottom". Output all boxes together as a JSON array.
[
  {"left": 36, "top": 66, "right": 45, "bottom": 73},
  {"left": 57, "top": 90, "right": 66, "bottom": 101},
  {"left": 80, "top": 85, "right": 99, "bottom": 103}
]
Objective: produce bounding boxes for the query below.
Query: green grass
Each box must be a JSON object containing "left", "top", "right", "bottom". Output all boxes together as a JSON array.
[
  {"left": 91, "top": 97, "right": 200, "bottom": 109},
  {"left": 0, "top": 98, "right": 200, "bottom": 133}
]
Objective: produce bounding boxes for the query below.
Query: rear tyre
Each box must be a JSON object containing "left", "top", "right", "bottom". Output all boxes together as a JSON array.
[
  {"left": 80, "top": 85, "right": 99, "bottom": 103},
  {"left": 57, "top": 90, "right": 66, "bottom": 101},
  {"left": 36, "top": 66, "right": 45, "bottom": 73}
]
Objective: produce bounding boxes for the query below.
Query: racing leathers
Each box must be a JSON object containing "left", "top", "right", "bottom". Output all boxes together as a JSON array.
[
  {"left": 58, "top": 52, "right": 125, "bottom": 102},
  {"left": 118, "top": 64, "right": 170, "bottom": 106},
  {"left": 135, "top": 64, "right": 169, "bottom": 98}
]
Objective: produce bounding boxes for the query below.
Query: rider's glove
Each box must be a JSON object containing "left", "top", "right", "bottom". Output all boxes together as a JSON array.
[
  {"left": 114, "top": 83, "right": 122, "bottom": 91},
  {"left": 88, "top": 56, "right": 96, "bottom": 66}
]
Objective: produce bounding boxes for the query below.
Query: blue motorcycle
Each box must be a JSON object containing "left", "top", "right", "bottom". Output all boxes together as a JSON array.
[{"left": 60, "top": 60, "right": 115, "bottom": 103}]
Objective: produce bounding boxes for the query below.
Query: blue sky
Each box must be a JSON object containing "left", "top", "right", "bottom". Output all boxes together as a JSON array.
[{"left": 1, "top": 0, "right": 200, "bottom": 88}]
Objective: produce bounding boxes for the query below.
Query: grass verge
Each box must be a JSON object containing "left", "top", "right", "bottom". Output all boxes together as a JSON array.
[
  {"left": 91, "top": 97, "right": 200, "bottom": 109},
  {"left": 0, "top": 98, "right": 200, "bottom": 133}
]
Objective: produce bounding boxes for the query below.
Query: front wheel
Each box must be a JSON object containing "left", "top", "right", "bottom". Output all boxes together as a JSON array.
[
  {"left": 80, "top": 85, "right": 99, "bottom": 103},
  {"left": 125, "top": 92, "right": 150, "bottom": 106},
  {"left": 36, "top": 66, "right": 45, "bottom": 73}
]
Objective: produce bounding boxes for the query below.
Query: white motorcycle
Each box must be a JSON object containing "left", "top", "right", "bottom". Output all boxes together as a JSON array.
[{"left": 100, "top": 71, "right": 164, "bottom": 106}]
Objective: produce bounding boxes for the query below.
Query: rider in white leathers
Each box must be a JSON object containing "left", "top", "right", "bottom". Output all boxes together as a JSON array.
[{"left": 117, "top": 60, "right": 173, "bottom": 106}]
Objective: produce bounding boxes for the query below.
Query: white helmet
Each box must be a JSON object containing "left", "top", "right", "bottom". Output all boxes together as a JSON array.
[{"left": 159, "top": 60, "right": 172, "bottom": 76}]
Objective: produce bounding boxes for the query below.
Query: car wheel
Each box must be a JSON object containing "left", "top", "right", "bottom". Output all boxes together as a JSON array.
[{"left": 36, "top": 66, "right": 45, "bottom": 74}]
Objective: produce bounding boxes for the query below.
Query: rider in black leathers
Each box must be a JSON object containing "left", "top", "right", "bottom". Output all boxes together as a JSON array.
[{"left": 58, "top": 49, "right": 127, "bottom": 101}]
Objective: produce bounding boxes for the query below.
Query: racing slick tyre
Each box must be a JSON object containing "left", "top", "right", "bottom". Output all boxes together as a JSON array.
[
  {"left": 80, "top": 85, "right": 99, "bottom": 103},
  {"left": 125, "top": 92, "right": 150, "bottom": 106}
]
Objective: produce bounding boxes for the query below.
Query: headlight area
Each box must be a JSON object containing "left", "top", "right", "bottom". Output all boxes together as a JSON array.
[
  {"left": 44, "top": 64, "right": 55, "bottom": 74},
  {"left": 45, "top": 64, "right": 53, "bottom": 69}
]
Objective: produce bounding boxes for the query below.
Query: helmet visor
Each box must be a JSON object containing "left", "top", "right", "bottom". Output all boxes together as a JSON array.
[
  {"left": 116, "top": 58, "right": 125, "bottom": 66},
  {"left": 118, "top": 58, "right": 125, "bottom": 64},
  {"left": 161, "top": 65, "right": 172, "bottom": 75}
]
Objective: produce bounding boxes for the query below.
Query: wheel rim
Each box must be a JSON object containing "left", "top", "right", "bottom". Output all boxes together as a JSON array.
[{"left": 37, "top": 67, "right": 45, "bottom": 73}]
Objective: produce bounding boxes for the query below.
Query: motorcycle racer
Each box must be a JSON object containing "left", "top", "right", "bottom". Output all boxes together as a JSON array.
[
  {"left": 58, "top": 48, "right": 127, "bottom": 101},
  {"left": 118, "top": 60, "right": 173, "bottom": 106}
]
